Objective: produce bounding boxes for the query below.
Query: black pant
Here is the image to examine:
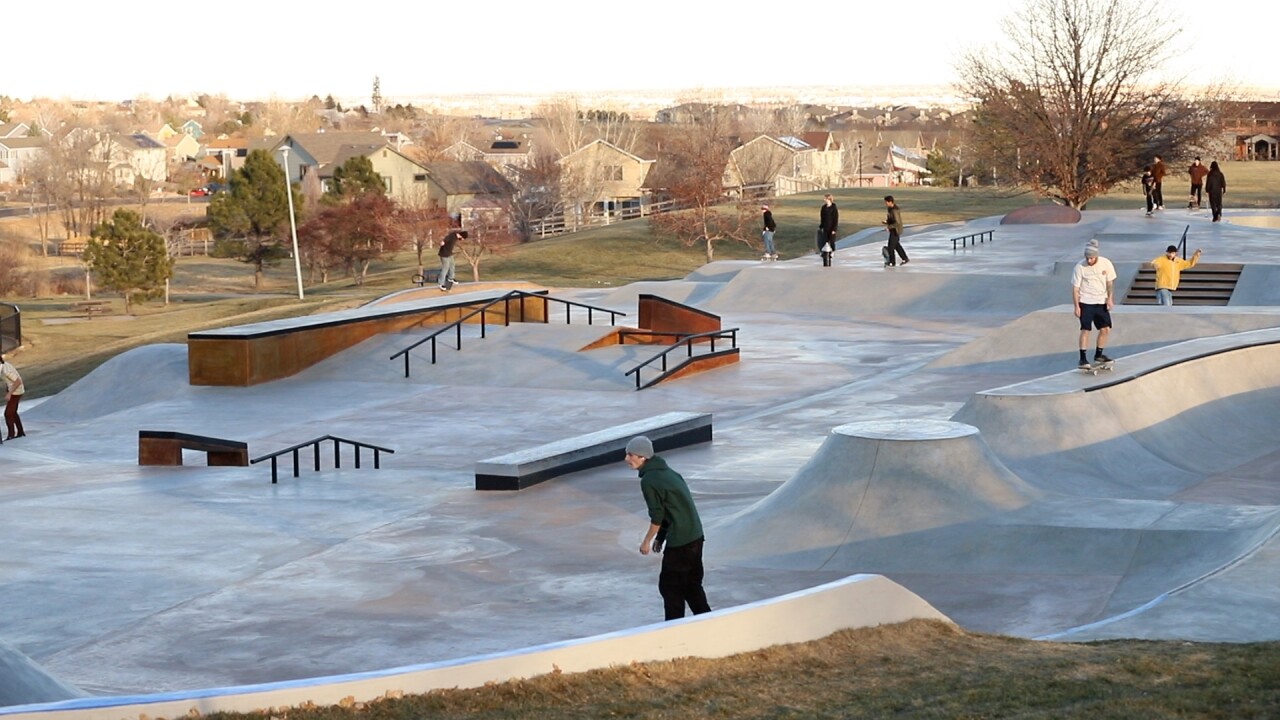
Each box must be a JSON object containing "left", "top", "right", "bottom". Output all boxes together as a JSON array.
[
  {"left": 816, "top": 230, "right": 833, "bottom": 267},
  {"left": 1209, "top": 192, "right": 1224, "bottom": 221},
  {"left": 886, "top": 231, "right": 908, "bottom": 265},
  {"left": 659, "top": 537, "right": 710, "bottom": 620},
  {"left": 1153, "top": 181, "right": 1164, "bottom": 207},
  {"left": 1190, "top": 183, "right": 1202, "bottom": 206}
]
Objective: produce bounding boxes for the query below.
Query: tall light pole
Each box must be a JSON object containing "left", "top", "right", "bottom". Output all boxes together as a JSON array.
[
  {"left": 856, "top": 140, "right": 863, "bottom": 188},
  {"left": 278, "top": 145, "right": 304, "bottom": 300}
]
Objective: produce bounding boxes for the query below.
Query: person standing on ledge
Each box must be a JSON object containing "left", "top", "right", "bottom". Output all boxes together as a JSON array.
[
  {"left": 1151, "top": 244, "right": 1202, "bottom": 306},
  {"left": 1, "top": 354, "right": 25, "bottom": 440},
  {"left": 817, "top": 194, "right": 838, "bottom": 267},
  {"left": 437, "top": 229, "right": 465, "bottom": 291},
  {"left": 625, "top": 435, "right": 711, "bottom": 621},
  {"left": 1071, "top": 242, "right": 1116, "bottom": 368}
]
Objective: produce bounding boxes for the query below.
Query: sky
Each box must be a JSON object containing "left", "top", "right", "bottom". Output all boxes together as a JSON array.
[{"left": 6, "top": 0, "right": 1276, "bottom": 104}]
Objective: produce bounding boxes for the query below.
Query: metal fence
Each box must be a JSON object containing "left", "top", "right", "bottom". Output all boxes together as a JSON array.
[{"left": 0, "top": 303, "right": 20, "bottom": 355}]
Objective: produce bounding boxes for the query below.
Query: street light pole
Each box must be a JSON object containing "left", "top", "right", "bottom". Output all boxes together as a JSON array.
[
  {"left": 278, "top": 145, "right": 304, "bottom": 300},
  {"left": 856, "top": 140, "right": 864, "bottom": 188}
]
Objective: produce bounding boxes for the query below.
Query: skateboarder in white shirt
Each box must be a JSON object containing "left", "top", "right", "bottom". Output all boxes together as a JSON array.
[{"left": 1071, "top": 242, "right": 1116, "bottom": 369}]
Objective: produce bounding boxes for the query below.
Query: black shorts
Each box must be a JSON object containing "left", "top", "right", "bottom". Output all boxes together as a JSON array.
[{"left": 1079, "top": 303, "right": 1112, "bottom": 331}]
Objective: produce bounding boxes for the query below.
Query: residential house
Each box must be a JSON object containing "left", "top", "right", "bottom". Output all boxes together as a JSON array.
[
  {"left": 164, "top": 132, "right": 201, "bottom": 164},
  {"left": 273, "top": 131, "right": 399, "bottom": 186},
  {"left": 95, "top": 133, "right": 168, "bottom": 187},
  {"left": 443, "top": 136, "right": 536, "bottom": 181},
  {"left": 0, "top": 136, "right": 47, "bottom": 185},
  {"left": 418, "top": 161, "right": 517, "bottom": 217},
  {"left": 181, "top": 119, "right": 204, "bottom": 139},
  {"left": 557, "top": 139, "right": 655, "bottom": 218},
  {"left": 724, "top": 134, "right": 844, "bottom": 195},
  {"left": 320, "top": 144, "right": 438, "bottom": 205},
  {"left": 202, "top": 135, "right": 252, "bottom": 178}
]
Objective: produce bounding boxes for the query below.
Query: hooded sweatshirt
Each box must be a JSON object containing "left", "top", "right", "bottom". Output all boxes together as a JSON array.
[{"left": 638, "top": 455, "right": 704, "bottom": 549}]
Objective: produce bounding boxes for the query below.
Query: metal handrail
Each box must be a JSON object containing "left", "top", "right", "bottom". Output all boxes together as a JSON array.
[
  {"left": 250, "top": 434, "right": 395, "bottom": 484},
  {"left": 1177, "top": 224, "right": 1189, "bottom": 259},
  {"left": 389, "top": 290, "right": 626, "bottom": 377},
  {"left": 623, "top": 328, "right": 740, "bottom": 390},
  {"left": 951, "top": 229, "right": 993, "bottom": 250}
]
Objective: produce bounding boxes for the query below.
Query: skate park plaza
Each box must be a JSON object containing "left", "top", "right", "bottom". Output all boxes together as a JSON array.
[{"left": 4, "top": 204, "right": 1280, "bottom": 717}]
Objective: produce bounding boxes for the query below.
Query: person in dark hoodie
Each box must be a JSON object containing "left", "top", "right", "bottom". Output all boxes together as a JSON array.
[
  {"left": 817, "top": 194, "right": 838, "bottom": 267},
  {"left": 626, "top": 435, "right": 711, "bottom": 621},
  {"left": 1205, "top": 161, "right": 1227, "bottom": 222}
]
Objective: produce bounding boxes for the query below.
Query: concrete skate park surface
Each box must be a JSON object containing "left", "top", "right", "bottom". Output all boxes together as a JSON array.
[{"left": 5, "top": 206, "right": 1280, "bottom": 708}]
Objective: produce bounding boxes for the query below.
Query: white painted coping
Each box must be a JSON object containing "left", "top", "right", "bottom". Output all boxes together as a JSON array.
[{"left": 1, "top": 574, "right": 949, "bottom": 720}]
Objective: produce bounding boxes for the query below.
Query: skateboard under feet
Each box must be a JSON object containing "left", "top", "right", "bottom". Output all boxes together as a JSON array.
[{"left": 1077, "top": 360, "right": 1115, "bottom": 375}]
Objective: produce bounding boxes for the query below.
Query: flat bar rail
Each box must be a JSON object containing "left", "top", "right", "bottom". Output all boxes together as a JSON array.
[
  {"left": 624, "top": 328, "right": 739, "bottom": 390},
  {"left": 951, "top": 230, "right": 994, "bottom": 250},
  {"left": 389, "top": 290, "right": 626, "bottom": 378},
  {"left": 250, "top": 435, "right": 395, "bottom": 484}
]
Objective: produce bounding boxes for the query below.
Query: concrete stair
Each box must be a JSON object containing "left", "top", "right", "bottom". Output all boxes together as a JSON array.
[{"left": 1124, "top": 263, "right": 1243, "bottom": 306}]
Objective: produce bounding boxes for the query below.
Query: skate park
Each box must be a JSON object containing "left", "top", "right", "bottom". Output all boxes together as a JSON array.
[{"left": 4, "top": 204, "right": 1280, "bottom": 716}]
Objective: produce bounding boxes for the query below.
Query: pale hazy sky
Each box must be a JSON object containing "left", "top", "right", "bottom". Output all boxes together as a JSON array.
[{"left": 7, "top": 0, "right": 1275, "bottom": 103}]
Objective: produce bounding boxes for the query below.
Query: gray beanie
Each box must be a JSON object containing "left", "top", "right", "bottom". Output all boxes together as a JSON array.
[
  {"left": 625, "top": 435, "right": 654, "bottom": 459},
  {"left": 1084, "top": 245, "right": 1099, "bottom": 258}
]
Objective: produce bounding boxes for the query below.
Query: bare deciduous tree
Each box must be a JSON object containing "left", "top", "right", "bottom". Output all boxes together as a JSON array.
[
  {"left": 957, "top": 0, "right": 1224, "bottom": 208},
  {"left": 648, "top": 110, "right": 753, "bottom": 263}
]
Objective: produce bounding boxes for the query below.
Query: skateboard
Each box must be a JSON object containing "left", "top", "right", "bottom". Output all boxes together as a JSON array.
[
  {"left": 761, "top": 254, "right": 777, "bottom": 262},
  {"left": 440, "top": 278, "right": 455, "bottom": 292},
  {"left": 882, "top": 245, "right": 892, "bottom": 266},
  {"left": 1077, "top": 360, "right": 1114, "bottom": 375}
]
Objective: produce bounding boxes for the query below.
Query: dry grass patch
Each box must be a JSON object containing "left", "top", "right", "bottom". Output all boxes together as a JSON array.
[{"left": 198, "top": 620, "right": 1280, "bottom": 720}]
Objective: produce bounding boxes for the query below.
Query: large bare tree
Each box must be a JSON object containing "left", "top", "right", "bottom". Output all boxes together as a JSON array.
[{"left": 957, "top": 0, "right": 1222, "bottom": 208}]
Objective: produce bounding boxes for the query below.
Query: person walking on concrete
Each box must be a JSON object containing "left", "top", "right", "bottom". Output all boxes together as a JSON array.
[
  {"left": 1206, "top": 161, "right": 1227, "bottom": 222},
  {"left": 1, "top": 354, "right": 24, "bottom": 440},
  {"left": 761, "top": 204, "right": 777, "bottom": 260},
  {"left": 626, "top": 435, "right": 711, "bottom": 621},
  {"left": 1150, "top": 244, "right": 1202, "bottom": 306},
  {"left": 817, "top": 194, "right": 838, "bottom": 267},
  {"left": 1187, "top": 157, "right": 1209, "bottom": 209},
  {"left": 883, "top": 195, "right": 909, "bottom": 266},
  {"left": 1151, "top": 155, "right": 1167, "bottom": 210},
  {"left": 437, "top": 229, "right": 465, "bottom": 291},
  {"left": 1072, "top": 242, "right": 1117, "bottom": 368},
  {"left": 1141, "top": 166, "right": 1155, "bottom": 217}
]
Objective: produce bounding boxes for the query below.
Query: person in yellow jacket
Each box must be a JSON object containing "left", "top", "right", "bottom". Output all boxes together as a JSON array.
[{"left": 1150, "top": 244, "right": 1202, "bottom": 306}]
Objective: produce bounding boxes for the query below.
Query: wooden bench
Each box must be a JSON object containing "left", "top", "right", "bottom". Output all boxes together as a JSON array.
[
  {"left": 411, "top": 269, "right": 442, "bottom": 287},
  {"left": 138, "top": 430, "right": 249, "bottom": 467},
  {"left": 74, "top": 300, "right": 110, "bottom": 319},
  {"left": 474, "top": 411, "right": 712, "bottom": 491}
]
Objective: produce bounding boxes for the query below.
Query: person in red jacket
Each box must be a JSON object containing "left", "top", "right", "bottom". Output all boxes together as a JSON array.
[
  {"left": 1151, "top": 155, "right": 1167, "bottom": 210},
  {"left": 1187, "top": 157, "right": 1209, "bottom": 209}
]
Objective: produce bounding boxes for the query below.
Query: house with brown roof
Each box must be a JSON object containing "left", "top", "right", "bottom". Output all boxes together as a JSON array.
[
  {"left": 443, "top": 136, "right": 537, "bottom": 181},
  {"left": 557, "top": 139, "right": 655, "bottom": 217},
  {"left": 418, "top": 161, "right": 517, "bottom": 216},
  {"left": 724, "top": 134, "right": 845, "bottom": 195}
]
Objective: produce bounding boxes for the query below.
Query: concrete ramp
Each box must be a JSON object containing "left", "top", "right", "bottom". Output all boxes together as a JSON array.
[
  {"left": 953, "top": 334, "right": 1280, "bottom": 498},
  {"left": 0, "top": 641, "right": 82, "bottom": 706},
  {"left": 27, "top": 344, "right": 193, "bottom": 424},
  {"left": 702, "top": 266, "right": 1067, "bottom": 318},
  {"left": 711, "top": 420, "right": 1041, "bottom": 569}
]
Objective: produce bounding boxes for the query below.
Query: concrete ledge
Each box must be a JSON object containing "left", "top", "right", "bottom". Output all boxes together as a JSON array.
[
  {"left": 0, "top": 574, "right": 949, "bottom": 720},
  {"left": 138, "top": 431, "right": 248, "bottom": 467},
  {"left": 475, "top": 411, "right": 712, "bottom": 490},
  {"left": 1001, "top": 204, "right": 1082, "bottom": 225}
]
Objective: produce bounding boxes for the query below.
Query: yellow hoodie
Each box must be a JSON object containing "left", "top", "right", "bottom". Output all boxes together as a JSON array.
[{"left": 1150, "top": 251, "right": 1201, "bottom": 290}]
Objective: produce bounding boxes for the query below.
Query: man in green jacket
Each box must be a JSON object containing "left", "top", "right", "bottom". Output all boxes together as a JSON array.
[{"left": 625, "top": 435, "right": 711, "bottom": 621}]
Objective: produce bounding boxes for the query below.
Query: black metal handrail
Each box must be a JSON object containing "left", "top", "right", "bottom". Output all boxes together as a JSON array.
[
  {"left": 0, "top": 302, "right": 20, "bottom": 355},
  {"left": 389, "top": 290, "right": 626, "bottom": 377},
  {"left": 1177, "top": 224, "right": 1189, "bottom": 259},
  {"left": 250, "top": 434, "right": 394, "bottom": 484},
  {"left": 951, "top": 229, "right": 994, "bottom": 250},
  {"left": 623, "top": 328, "right": 739, "bottom": 390}
]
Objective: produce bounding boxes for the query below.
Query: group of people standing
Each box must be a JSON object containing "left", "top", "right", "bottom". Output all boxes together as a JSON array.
[
  {"left": 760, "top": 194, "right": 910, "bottom": 267},
  {"left": 1144, "top": 155, "right": 1227, "bottom": 222}
]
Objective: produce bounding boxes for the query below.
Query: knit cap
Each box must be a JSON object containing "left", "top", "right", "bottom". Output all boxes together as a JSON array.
[{"left": 625, "top": 435, "right": 654, "bottom": 459}]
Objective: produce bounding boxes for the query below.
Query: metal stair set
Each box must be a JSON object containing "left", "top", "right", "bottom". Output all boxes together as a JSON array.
[{"left": 1123, "top": 263, "right": 1244, "bottom": 306}]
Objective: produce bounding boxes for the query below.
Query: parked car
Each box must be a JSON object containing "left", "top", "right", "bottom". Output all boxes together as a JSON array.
[{"left": 189, "top": 187, "right": 211, "bottom": 197}]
